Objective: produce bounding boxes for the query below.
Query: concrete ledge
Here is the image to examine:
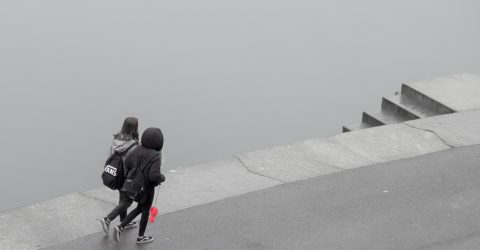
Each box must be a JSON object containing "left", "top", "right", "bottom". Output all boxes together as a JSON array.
[
  {"left": 3, "top": 109, "right": 480, "bottom": 249},
  {"left": 0, "top": 158, "right": 280, "bottom": 250},
  {"left": 237, "top": 139, "right": 343, "bottom": 183},
  {"left": 85, "top": 158, "right": 281, "bottom": 215},
  {"left": 0, "top": 193, "right": 114, "bottom": 250},
  {"left": 406, "top": 109, "right": 480, "bottom": 147},
  {"left": 237, "top": 138, "right": 371, "bottom": 183},
  {"left": 332, "top": 123, "right": 450, "bottom": 163},
  {"left": 236, "top": 122, "right": 449, "bottom": 183}
]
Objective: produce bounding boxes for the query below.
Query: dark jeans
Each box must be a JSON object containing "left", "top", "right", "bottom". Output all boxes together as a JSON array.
[
  {"left": 120, "top": 187, "right": 155, "bottom": 236},
  {"left": 107, "top": 191, "right": 133, "bottom": 222}
]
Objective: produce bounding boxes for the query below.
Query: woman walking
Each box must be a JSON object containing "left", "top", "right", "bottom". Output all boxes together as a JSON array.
[{"left": 100, "top": 117, "right": 140, "bottom": 234}]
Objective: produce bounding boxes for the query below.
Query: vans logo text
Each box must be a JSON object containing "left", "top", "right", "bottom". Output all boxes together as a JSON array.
[{"left": 105, "top": 165, "right": 117, "bottom": 176}]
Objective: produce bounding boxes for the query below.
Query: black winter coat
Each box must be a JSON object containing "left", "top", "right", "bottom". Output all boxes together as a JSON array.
[
  {"left": 124, "top": 145, "right": 165, "bottom": 189},
  {"left": 124, "top": 127, "right": 165, "bottom": 203}
]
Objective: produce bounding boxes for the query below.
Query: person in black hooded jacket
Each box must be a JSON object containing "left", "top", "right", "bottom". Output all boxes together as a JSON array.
[{"left": 113, "top": 127, "right": 165, "bottom": 244}]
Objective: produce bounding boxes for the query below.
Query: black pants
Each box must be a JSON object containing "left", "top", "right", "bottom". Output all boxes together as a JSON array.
[
  {"left": 120, "top": 187, "right": 155, "bottom": 236},
  {"left": 107, "top": 191, "right": 133, "bottom": 222}
]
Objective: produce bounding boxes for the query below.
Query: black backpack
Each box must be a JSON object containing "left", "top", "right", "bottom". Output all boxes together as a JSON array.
[
  {"left": 124, "top": 152, "right": 159, "bottom": 201},
  {"left": 102, "top": 143, "right": 137, "bottom": 190}
]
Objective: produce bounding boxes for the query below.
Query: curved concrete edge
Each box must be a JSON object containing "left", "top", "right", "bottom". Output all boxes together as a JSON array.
[
  {"left": 332, "top": 123, "right": 450, "bottom": 163},
  {"left": 405, "top": 109, "right": 480, "bottom": 148},
  {"left": 236, "top": 123, "right": 450, "bottom": 183},
  {"left": 3, "top": 109, "right": 480, "bottom": 250},
  {"left": 237, "top": 140, "right": 339, "bottom": 183}
]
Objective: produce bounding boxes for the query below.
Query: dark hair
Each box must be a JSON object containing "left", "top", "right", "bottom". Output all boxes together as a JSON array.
[{"left": 117, "top": 117, "right": 139, "bottom": 141}]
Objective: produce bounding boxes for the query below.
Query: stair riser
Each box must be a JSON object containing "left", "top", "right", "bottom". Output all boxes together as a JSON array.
[
  {"left": 381, "top": 98, "right": 420, "bottom": 121},
  {"left": 362, "top": 112, "right": 384, "bottom": 127},
  {"left": 401, "top": 84, "right": 456, "bottom": 115}
]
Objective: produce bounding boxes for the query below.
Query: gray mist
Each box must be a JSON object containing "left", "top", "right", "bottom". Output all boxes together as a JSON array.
[{"left": 0, "top": 0, "right": 479, "bottom": 211}]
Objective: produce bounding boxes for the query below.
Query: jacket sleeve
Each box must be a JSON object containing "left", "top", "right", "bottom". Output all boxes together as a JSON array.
[{"left": 148, "top": 155, "right": 164, "bottom": 186}]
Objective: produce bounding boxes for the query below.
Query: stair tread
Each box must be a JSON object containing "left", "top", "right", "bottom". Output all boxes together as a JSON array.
[
  {"left": 365, "top": 110, "right": 407, "bottom": 125},
  {"left": 388, "top": 94, "right": 440, "bottom": 117},
  {"left": 343, "top": 123, "right": 371, "bottom": 132}
]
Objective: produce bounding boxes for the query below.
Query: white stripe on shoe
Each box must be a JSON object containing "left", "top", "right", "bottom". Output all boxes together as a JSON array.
[{"left": 136, "top": 236, "right": 154, "bottom": 244}]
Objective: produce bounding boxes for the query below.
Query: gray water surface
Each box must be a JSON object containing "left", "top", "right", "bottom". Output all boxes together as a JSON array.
[{"left": 1, "top": 0, "right": 479, "bottom": 212}]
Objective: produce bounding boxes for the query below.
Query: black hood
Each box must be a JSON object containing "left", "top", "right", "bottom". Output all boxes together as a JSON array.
[{"left": 141, "top": 127, "right": 164, "bottom": 151}]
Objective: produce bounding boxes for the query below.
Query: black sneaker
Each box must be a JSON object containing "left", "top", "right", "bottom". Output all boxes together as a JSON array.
[
  {"left": 100, "top": 217, "right": 110, "bottom": 235},
  {"left": 113, "top": 226, "right": 123, "bottom": 242},
  {"left": 136, "top": 236, "right": 154, "bottom": 244},
  {"left": 123, "top": 221, "right": 137, "bottom": 230}
]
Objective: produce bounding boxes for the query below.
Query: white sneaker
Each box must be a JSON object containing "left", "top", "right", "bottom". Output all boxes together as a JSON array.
[
  {"left": 100, "top": 217, "right": 110, "bottom": 235},
  {"left": 113, "top": 226, "right": 123, "bottom": 242},
  {"left": 136, "top": 236, "right": 154, "bottom": 244}
]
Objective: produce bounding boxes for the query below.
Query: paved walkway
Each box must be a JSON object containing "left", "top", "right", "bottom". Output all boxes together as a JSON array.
[{"left": 46, "top": 145, "right": 480, "bottom": 250}]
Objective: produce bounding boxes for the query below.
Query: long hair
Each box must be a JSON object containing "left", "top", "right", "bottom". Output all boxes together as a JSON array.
[{"left": 116, "top": 117, "right": 139, "bottom": 141}]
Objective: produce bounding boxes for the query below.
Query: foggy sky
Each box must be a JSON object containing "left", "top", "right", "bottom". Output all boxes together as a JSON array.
[{"left": 0, "top": 0, "right": 479, "bottom": 211}]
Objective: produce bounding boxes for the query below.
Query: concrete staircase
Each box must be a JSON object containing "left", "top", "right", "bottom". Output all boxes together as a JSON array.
[{"left": 343, "top": 83, "right": 457, "bottom": 132}]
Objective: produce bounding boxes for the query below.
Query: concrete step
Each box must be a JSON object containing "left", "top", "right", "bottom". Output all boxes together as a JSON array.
[
  {"left": 401, "top": 83, "right": 456, "bottom": 115},
  {"left": 342, "top": 123, "right": 371, "bottom": 133},
  {"left": 362, "top": 111, "right": 407, "bottom": 127},
  {"left": 362, "top": 112, "right": 384, "bottom": 127},
  {"left": 404, "top": 73, "right": 480, "bottom": 111},
  {"left": 342, "top": 74, "right": 479, "bottom": 133},
  {"left": 382, "top": 96, "right": 430, "bottom": 120}
]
